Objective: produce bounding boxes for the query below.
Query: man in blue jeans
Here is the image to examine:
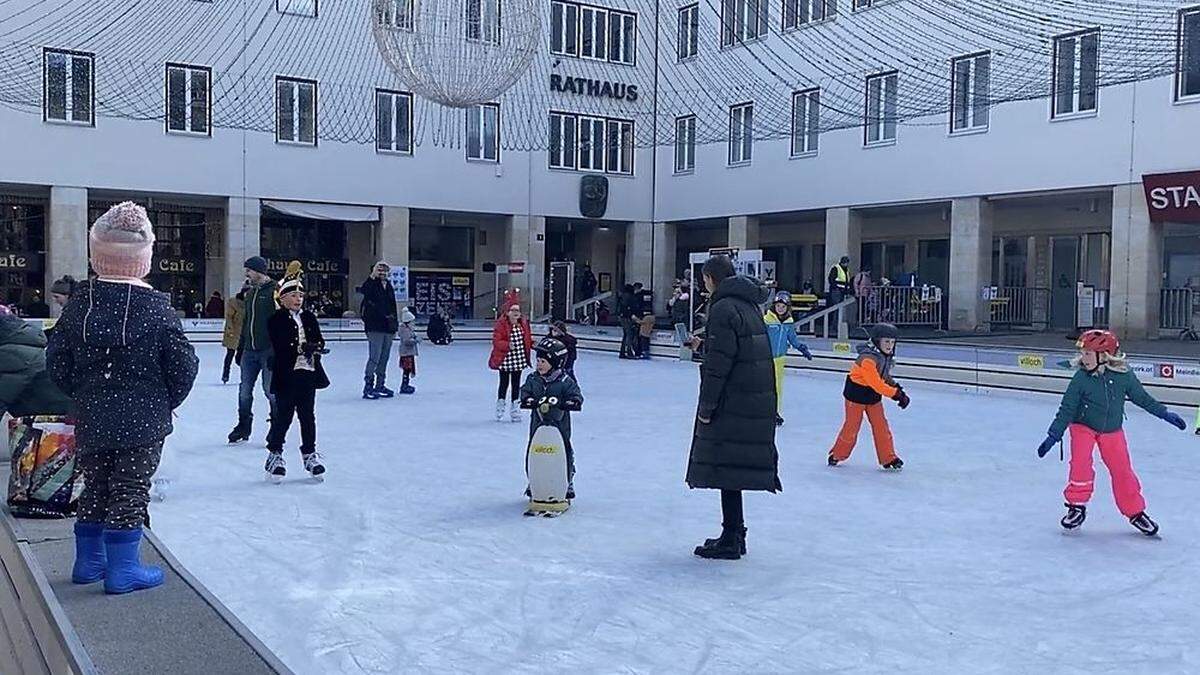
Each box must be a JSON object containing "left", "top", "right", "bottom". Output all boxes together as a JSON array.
[{"left": 228, "top": 256, "right": 279, "bottom": 444}]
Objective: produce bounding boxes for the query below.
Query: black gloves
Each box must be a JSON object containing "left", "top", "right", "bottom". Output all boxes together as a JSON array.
[
  {"left": 892, "top": 387, "right": 911, "bottom": 410},
  {"left": 1037, "top": 434, "right": 1059, "bottom": 458}
]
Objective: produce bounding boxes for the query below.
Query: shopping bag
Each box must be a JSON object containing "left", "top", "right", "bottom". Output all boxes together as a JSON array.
[{"left": 7, "top": 416, "right": 82, "bottom": 518}]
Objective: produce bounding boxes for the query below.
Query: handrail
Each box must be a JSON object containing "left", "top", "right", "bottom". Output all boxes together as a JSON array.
[{"left": 794, "top": 298, "right": 857, "bottom": 340}]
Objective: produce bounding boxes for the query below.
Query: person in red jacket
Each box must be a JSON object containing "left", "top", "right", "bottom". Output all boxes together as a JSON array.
[{"left": 489, "top": 301, "right": 532, "bottom": 422}]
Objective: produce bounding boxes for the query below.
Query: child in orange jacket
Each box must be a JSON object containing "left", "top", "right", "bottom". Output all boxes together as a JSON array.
[{"left": 828, "top": 323, "right": 908, "bottom": 470}]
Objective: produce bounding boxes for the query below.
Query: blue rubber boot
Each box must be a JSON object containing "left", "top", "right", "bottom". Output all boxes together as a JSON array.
[
  {"left": 103, "top": 528, "right": 164, "bottom": 595},
  {"left": 71, "top": 521, "right": 107, "bottom": 584}
]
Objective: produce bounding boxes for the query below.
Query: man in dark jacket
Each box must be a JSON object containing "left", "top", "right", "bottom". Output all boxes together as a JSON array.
[
  {"left": 229, "top": 256, "right": 278, "bottom": 444},
  {"left": 47, "top": 201, "right": 198, "bottom": 595},
  {"left": 687, "top": 255, "right": 778, "bottom": 561},
  {"left": 358, "top": 261, "right": 399, "bottom": 399},
  {"left": 0, "top": 306, "right": 72, "bottom": 416}
]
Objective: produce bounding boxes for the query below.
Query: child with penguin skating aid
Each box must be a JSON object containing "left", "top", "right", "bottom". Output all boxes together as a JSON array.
[
  {"left": 827, "top": 322, "right": 908, "bottom": 470},
  {"left": 520, "top": 337, "right": 584, "bottom": 503},
  {"left": 1036, "top": 329, "right": 1187, "bottom": 536}
]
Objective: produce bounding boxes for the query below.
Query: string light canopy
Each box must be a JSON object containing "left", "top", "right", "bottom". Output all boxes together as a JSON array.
[{"left": 371, "top": 0, "right": 542, "bottom": 109}]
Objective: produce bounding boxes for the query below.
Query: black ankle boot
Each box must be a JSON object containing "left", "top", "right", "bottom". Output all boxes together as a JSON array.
[
  {"left": 702, "top": 526, "right": 747, "bottom": 555},
  {"left": 694, "top": 525, "right": 745, "bottom": 560}
]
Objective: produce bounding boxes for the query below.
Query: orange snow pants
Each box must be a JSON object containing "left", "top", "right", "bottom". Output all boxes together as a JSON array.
[{"left": 829, "top": 400, "right": 897, "bottom": 465}]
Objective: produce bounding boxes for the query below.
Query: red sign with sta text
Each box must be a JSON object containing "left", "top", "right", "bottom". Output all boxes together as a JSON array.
[{"left": 1142, "top": 170, "right": 1200, "bottom": 223}]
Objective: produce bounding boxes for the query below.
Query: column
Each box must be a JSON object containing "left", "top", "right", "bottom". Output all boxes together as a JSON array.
[
  {"left": 46, "top": 186, "right": 88, "bottom": 316},
  {"left": 624, "top": 221, "right": 653, "bottom": 287},
  {"left": 728, "top": 215, "right": 760, "bottom": 250},
  {"left": 823, "top": 207, "right": 862, "bottom": 290},
  {"left": 378, "top": 206, "right": 410, "bottom": 269},
  {"left": 652, "top": 222, "right": 677, "bottom": 314},
  {"left": 347, "top": 223, "right": 375, "bottom": 302},
  {"left": 1109, "top": 183, "right": 1163, "bottom": 339},
  {"left": 224, "top": 196, "right": 261, "bottom": 297},
  {"left": 508, "top": 214, "right": 546, "bottom": 318},
  {"left": 949, "top": 197, "right": 994, "bottom": 332}
]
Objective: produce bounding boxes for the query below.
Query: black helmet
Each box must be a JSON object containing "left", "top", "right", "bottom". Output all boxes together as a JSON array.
[
  {"left": 534, "top": 336, "right": 569, "bottom": 369},
  {"left": 773, "top": 290, "right": 792, "bottom": 305},
  {"left": 868, "top": 322, "right": 899, "bottom": 342}
]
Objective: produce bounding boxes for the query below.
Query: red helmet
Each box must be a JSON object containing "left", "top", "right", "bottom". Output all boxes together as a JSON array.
[{"left": 1077, "top": 329, "right": 1120, "bottom": 355}]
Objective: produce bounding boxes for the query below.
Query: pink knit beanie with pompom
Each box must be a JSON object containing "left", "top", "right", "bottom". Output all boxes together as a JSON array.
[{"left": 90, "top": 201, "right": 155, "bottom": 279}]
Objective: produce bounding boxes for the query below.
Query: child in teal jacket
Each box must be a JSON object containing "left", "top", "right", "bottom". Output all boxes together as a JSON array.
[
  {"left": 1037, "top": 330, "right": 1186, "bottom": 536},
  {"left": 763, "top": 291, "right": 812, "bottom": 426}
]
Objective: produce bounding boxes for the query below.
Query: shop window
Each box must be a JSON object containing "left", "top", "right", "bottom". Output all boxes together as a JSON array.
[
  {"left": 678, "top": 4, "right": 699, "bottom": 61},
  {"left": 720, "top": 0, "right": 768, "bottom": 48},
  {"left": 864, "top": 71, "right": 897, "bottom": 146},
  {"left": 467, "top": 103, "right": 500, "bottom": 162},
  {"left": 0, "top": 201, "right": 47, "bottom": 312},
  {"left": 376, "top": 89, "right": 413, "bottom": 154},
  {"left": 950, "top": 52, "right": 989, "bottom": 133},
  {"left": 1178, "top": 6, "right": 1200, "bottom": 102},
  {"left": 783, "top": 0, "right": 835, "bottom": 30},
  {"left": 43, "top": 48, "right": 93, "bottom": 125},
  {"left": 1052, "top": 28, "right": 1099, "bottom": 119},
  {"left": 409, "top": 225, "right": 475, "bottom": 269},
  {"left": 466, "top": 0, "right": 500, "bottom": 44},
  {"left": 675, "top": 115, "right": 696, "bottom": 173},
  {"left": 728, "top": 102, "right": 753, "bottom": 165},
  {"left": 790, "top": 88, "right": 819, "bottom": 156},
  {"left": 277, "top": 0, "right": 317, "bottom": 16},
  {"left": 166, "top": 63, "right": 212, "bottom": 136},
  {"left": 276, "top": 76, "right": 318, "bottom": 145}
]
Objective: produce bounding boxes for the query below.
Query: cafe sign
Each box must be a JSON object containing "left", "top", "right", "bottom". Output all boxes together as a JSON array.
[
  {"left": 0, "top": 252, "right": 42, "bottom": 272},
  {"left": 156, "top": 257, "right": 199, "bottom": 274},
  {"left": 549, "top": 74, "right": 639, "bottom": 102},
  {"left": 265, "top": 258, "right": 349, "bottom": 275},
  {"left": 1142, "top": 170, "right": 1200, "bottom": 223}
]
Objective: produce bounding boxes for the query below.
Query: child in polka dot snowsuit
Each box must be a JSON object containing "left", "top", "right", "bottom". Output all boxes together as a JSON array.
[{"left": 47, "top": 202, "right": 198, "bottom": 595}]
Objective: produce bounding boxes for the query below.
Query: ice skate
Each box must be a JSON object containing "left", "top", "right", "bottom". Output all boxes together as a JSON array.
[
  {"left": 510, "top": 402, "right": 522, "bottom": 422},
  {"left": 399, "top": 383, "right": 416, "bottom": 395},
  {"left": 775, "top": 414, "right": 785, "bottom": 427},
  {"left": 1060, "top": 503, "right": 1086, "bottom": 530},
  {"left": 1129, "top": 512, "right": 1159, "bottom": 537},
  {"left": 362, "top": 384, "right": 380, "bottom": 400},
  {"left": 827, "top": 454, "right": 840, "bottom": 467},
  {"left": 375, "top": 385, "right": 395, "bottom": 398},
  {"left": 495, "top": 399, "right": 506, "bottom": 421},
  {"left": 303, "top": 452, "right": 326, "bottom": 482},
  {"left": 265, "top": 452, "right": 286, "bottom": 484},
  {"left": 882, "top": 457, "right": 904, "bottom": 471},
  {"left": 227, "top": 419, "right": 250, "bottom": 444}
]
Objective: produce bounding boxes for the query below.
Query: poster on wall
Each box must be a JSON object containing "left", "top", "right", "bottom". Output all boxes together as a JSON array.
[
  {"left": 410, "top": 271, "right": 474, "bottom": 319},
  {"left": 388, "top": 266, "right": 409, "bottom": 302}
]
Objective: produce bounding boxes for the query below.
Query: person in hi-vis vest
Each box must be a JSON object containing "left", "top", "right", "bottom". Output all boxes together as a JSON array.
[{"left": 827, "top": 256, "right": 853, "bottom": 305}]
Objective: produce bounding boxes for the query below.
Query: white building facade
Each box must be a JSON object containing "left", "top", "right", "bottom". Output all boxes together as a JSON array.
[{"left": 0, "top": 0, "right": 1197, "bottom": 336}]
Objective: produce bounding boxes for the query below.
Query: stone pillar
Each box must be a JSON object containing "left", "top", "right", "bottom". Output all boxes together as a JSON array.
[
  {"left": 508, "top": 214, "right": 546, "bottom": 318},
  {"left": 1109, "top": 183, "right": 1162, "bottom": 339},
  {"left": 347, "top": 223, "right": 375, "bottom": 306},
  {"left": 652, "top": 222, "right": 677, "bottom": 314},
  {"left": 224, "top": 197, "right": 261, "bottom": 298},
  {"left": 624, "top": 221, "right": 653, "bottom": 287},
  {"left": 823, "top": 207, "right": 862, "bottom": 291},
  {"left": 46, "top": 186, "right": 88, "bottom": 316},
  {"left": 949, "top": 197, "right": 994, "bottom": 332},
  {"left": 379, "top": 206, "right": 410, "bottom": 269},
  {"left": 728, "top": 215, "right": 760, "bottom": 250}
]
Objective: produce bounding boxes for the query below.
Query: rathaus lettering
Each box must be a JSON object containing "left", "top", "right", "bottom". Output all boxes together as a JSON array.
[{"left": 550, "top": 74, "right": 638, "bottom": 102}]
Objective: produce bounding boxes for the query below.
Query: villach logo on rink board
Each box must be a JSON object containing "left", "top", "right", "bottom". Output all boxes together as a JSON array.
[{"left": 1017, "top": 354, "right": 1046, "bottom": 370}]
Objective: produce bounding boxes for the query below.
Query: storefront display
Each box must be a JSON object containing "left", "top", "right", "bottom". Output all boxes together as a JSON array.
[
  {"left": 261, "top": 214, "right": 350, "bottom": 318},
  {"left": 410, "top": 270, "right": 474, "bottom": 319},
  {"left": 0, "top": 200, "right": 48, "bottom": 313}
]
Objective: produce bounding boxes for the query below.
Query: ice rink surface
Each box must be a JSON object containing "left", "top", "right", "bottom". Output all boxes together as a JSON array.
[{"left": 152, "top": 342, "right": 1200, "bottom": 675}]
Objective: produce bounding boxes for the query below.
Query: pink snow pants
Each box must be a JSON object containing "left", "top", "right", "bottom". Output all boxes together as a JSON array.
[{"left": 1064, "top": 424, "right": 1146, "bottom": 517}]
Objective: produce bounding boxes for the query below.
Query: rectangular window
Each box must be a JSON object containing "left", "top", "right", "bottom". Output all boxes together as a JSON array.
[
  {"left": 1177, "top": 6, "right": 1200, "bottom": 102},
  {"left": 467, "top": 0, "right": 501, "bottom": 44},
  {"left": 551, "top": 0, "right": 581, "bottom": 56},
  {"left": 950, "top": 52, "right": 990, "bottom": 133},
  {"left": 376, "top": 89, "right": 413, "bottom": 154},
  {"left": 721, "top": 0, "right": 768, "bottom": 48},
  {"left": 790, "top": 88, "right": 819, "bottom": 156},
  {"left": 728, "top": 102, "right": 753, "bottom": 165},
  {"left": 678, "top": 4, "right": 699, "bottom": 61},
  {"left": 1053, "top": 29, "right": 1099, "bottom": 118},
  {"left": 276, "top": 76, "right": 317, "bottom": 145},
  {"left": 43, "top": 49, "right": 93, "bottom": 125},
  {"left": 851, "top": 0, "right": 872, "bottom": 9},
  {"left": 467, "top": 103, "right": 500, "bottom": 161},
  {"left": 377, "top": 0, "right": 414, "bottom": 30},
  {"left": 165, "top": 63, "right": 211, "bottom": 136},
  {"left": 555, "top": 1, "right": 637, "bottom": 63},
  {"left": 277, "top": 0, "right": 317, "bottom": 16},
  {"left": 675, "top": 115, "right": 696, "bottom": 173},
  {"left": 782, "top": 0, "right": 836, "bottom": 30},
  {"left": 864, "top": 71, "right": 897, "bottom": 146},
  {"left": 547, "top": 111, "right": 634, "bottom": 175}
]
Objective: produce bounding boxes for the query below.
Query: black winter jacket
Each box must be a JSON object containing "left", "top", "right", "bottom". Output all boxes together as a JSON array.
[
  {"left": 686, "top": 275, "right": 780, "bottom": 492},
  {"left": 519, "top": 369, "right": 583, "bottom": 452},
  {"left": 359, "top": 277, "right": 399, "bottom": 334},
  {"left": 267, "top": 309, "right": 330, "bottom": 394},
  {"left": 46, "top": 280, "right": 198, "bottom": 453}
]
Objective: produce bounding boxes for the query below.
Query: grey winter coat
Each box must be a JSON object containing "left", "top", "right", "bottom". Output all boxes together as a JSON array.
[
  {"left": 686, "top": 275, "right": 780, "bottom": 492},
  {"left": 46, "top": 280, "right": 198, "bottom": 453},
  {"left": 0, "top": 315, "right": 71, "bottom": 417},
  {"left": 396, "top": 323, "right": 419, "bottom": 357}
]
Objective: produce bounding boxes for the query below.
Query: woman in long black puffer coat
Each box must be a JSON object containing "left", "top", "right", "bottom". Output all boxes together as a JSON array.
[{"left": 687, "top": 255, "right": 778, "bottom": 561}]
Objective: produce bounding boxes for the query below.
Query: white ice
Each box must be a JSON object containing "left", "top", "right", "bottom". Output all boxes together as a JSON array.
[{"left": 152, "top": 342, "right": 1200, "bottom": 674}]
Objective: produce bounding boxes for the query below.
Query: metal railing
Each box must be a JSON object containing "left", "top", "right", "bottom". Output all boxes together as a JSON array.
[
  {"left": 987, "top": 287, "right": 1049, "bottom": 329},
  {"left": 794, "top": 298, "right": 857, "bottom": 339},
  {"left": 1160, "top": 288, "right": 1197, "bottom": 333},
  {"left": 572, "top": 291, "right": 614, "bottom": 325},
  {"left": 858, "top": 286, "right": 943, "bottom": 328}
]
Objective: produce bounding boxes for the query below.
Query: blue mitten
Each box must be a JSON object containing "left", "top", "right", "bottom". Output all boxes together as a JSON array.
[
  {"left": 1162, "top": 411, "right": 1187, "bottom": 431},
  {"left": 1037, "top": 434, "right": 1058, "bottom": 458}
]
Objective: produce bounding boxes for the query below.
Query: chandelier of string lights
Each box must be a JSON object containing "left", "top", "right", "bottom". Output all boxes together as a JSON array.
[{"left": 371, "top": 0, "right": 541, "bottom": 108}]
